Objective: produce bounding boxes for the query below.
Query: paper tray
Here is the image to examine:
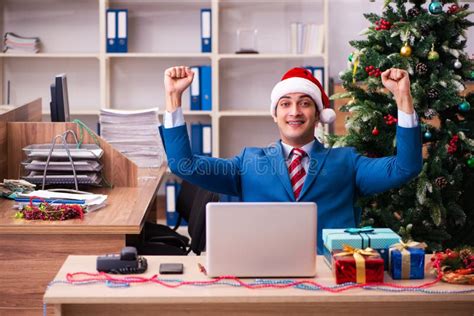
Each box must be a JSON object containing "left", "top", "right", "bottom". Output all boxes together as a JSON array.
[
  {"left": 23, "top": 144, "right": 103, "bottom": 160},
  {"left": 22, "top": 159, "right": 103, "bottom": 172},
  {"left": 22, "top": 172, "right": 102, "bottom": 186}
]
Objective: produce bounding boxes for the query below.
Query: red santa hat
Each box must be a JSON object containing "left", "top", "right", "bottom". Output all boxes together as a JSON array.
[{"left": 270, "top": 67, "right": 336, "bottom": 124}]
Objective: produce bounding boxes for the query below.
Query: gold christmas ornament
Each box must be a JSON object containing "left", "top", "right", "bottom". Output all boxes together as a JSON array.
[{"left": 400, "top": 43, "right": 412, "bottom": 57}]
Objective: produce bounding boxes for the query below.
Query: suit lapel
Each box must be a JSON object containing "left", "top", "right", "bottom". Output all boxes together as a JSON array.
[
  {"left": 298, "top": 140, "right": 331, "bottom": 200},
  {"left": 263, "top": 142, "right": 295, "bottom": 201}
]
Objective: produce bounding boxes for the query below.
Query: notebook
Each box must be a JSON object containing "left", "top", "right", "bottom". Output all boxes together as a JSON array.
[{"left": 206, "top": 202, "right": 317, "bottom": 278}]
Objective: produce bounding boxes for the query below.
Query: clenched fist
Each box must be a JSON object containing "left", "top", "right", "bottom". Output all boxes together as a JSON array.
[
  {"left": 164, "top": 66, "right": 195, "bottom": 112},
  {"left": 381, "top": 68, "right": 414, "bottom": 114}
]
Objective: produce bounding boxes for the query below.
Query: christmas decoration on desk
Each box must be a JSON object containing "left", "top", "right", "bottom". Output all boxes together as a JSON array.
[
  {"left": 389, "top": 241, "right": 427, "bottom": 279},
  {"left": 332, "top": 245, "right": 385, "bottom": 284},
  {"left": 428, "top": 0, "right": 443, "bottom": 15},
  {"left": 431, "top": 246, "right": 474, "bottom": 284},
  {"left": 458, "top": 101, "right": 470, "bottom": 112},
  {"left": 400, "top": 43, "right": 412, "bottom": 57},
  {"left": 14, "top": 197, "right": 85, "bottom": 221},
  {"left": 330, "top": 0, "right": 474, "bottom": 252}
]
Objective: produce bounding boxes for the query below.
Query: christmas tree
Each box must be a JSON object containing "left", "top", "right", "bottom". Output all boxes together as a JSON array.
[{"left": 331, "top": 0, "right": 474, "bottom": 250}]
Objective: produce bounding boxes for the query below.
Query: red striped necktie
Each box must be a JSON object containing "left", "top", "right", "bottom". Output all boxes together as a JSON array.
[{"left": 288, "top": 148, "right": 307, "bottom": 200}]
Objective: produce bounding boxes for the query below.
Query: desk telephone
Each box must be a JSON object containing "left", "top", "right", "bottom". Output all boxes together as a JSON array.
[{"left": 96, "top": 246, "right": 148, "bottom": 274}]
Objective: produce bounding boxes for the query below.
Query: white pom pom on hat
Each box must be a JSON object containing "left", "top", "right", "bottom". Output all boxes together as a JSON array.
[{"left": 270, "top": 67, "right": 336, "bottom": 124}]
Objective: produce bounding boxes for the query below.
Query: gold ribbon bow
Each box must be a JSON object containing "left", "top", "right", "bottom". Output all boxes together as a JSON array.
[
  {"left": 334, "top": 244, "right": 379, "bottom": 283},
  {"left": 389, "top": 241, "right": 427, "bottom": 279}
]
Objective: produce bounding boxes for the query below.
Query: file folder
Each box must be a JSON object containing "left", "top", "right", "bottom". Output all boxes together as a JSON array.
[
  {"left": 200, "top": 65, "right": 212, "bottom": 111},
  {"left": 202, "top": 124, "right": 212, "bottom": 156},
  {"left": 191, "top": 123, "right": 203, "bottom": 155},
  {"left": 312, "top": 67, "right": 325, "bottom": 89},
  {"left": 106, "top": 9, "right": 128, "bottom": 53},
  {"left": 190, "top": 66, "right": 201, "bottom": 110},
  {"left": 106, "top": 10, "right": 116, "bottom": 53},
  {"left": 201, "top": 9, "right": 212, "bottom": 53},
  {"left": 165, "top": 181, "right": 179, "bottom": 227}
]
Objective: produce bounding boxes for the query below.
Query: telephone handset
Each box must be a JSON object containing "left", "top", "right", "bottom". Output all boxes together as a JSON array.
[{"left": 96, "top": 246, "right": 148, "bottom": 274}]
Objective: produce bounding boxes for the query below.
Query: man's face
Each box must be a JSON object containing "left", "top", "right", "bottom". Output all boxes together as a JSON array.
[{"left": 273, "top": 93, "right": 319, "bottom": 147}]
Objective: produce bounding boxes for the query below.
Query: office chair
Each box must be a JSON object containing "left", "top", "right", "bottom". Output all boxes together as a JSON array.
[
  {"left": 129, "top": 180, "right": 197, "bottom": 255},
  {"left": 187, "top": 187, "right": 220, "bottom": 255}
]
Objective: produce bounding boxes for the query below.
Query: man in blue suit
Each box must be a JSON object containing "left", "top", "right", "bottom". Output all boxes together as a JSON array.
[{"left": 160, "top": 66, "right": 422, "bottom": 254}]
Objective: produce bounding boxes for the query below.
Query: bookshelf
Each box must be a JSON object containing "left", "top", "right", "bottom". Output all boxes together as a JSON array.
[{"left": 0, "top": 0, "right": 329, "bottom": 159}]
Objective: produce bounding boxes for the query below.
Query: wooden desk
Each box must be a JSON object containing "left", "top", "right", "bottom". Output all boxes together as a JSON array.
[
  {"left": 44, "top": 255, "right": 474, "bottom": 316},
  {"left": 0, "top": 101, "right": 168, "bottom": 314}
]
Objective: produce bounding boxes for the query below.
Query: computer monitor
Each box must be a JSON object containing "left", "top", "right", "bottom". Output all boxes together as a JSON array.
[{"left": 49, "top": 73, "right": 70, "bottom": 122}]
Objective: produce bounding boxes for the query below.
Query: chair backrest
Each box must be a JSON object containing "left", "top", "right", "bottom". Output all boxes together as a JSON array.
[
  {"left": 175, "top": 180, "right": 199, "bottom": 224},
  {"left": 187, "top": 187, "right": 219, "bottom": 255}
]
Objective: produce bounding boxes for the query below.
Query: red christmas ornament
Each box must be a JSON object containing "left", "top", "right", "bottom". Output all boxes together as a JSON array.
[
  {"left": 375, "top": 18, "right": 392, "bottom": 31},
  {"left": 365, "top": 65, "right": 382, "bottom": 77},
  {"left": 384, "top": 114, "right": 398, "bottom": 125},
  {"left": 372, "top": 127, "right": 379, "bottom": 136},
  {"left": 448, "top": 135, "right": 459, "bottom": 154},
  {"left": 448, "top": 4, "right": 459, "bottom": 14}
]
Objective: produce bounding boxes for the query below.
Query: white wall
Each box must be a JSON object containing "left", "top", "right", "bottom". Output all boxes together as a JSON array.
[{"left": 328, "top": 0, "right": 474, "bottom": 80}]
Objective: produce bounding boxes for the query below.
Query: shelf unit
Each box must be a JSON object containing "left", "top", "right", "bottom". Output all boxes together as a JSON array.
[{"left": 0, "top": 0, "right": 329, "bottom": 158}]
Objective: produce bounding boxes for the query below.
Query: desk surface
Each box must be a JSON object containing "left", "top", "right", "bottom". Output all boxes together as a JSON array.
[
  {"left": 44, "top": 255, "right": 474, "bottom": 305},
  {"left": 0, "top": 165, "right": 166, "bottom": 234}
]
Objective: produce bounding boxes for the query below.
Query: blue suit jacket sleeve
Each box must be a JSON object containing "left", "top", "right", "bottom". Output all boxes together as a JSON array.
[
  {"left": 159, "top": 124, "right": 242, "bottom": 196},
  {"left": 352, "top": 125, "right": 423, "bottom": 197}
]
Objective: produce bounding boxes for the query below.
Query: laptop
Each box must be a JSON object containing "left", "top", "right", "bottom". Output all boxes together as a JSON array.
[{"left": 205, "top": 202, "right": 317, "bottom": 278}]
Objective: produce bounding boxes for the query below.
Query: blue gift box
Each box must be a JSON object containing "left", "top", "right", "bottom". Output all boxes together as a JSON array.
[
  {"left": 322, "top": 227, "right": 401, "bottom": 270},
  {"left": 389, "top": 247, "right": 425, "bottom": 279}
]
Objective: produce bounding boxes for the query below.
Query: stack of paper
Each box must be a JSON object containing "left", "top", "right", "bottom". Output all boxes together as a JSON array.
[
  {"left": 3, "top": 32, "right": 41, "bottom": 54},
  {"left": 15, "top": 190, "right": 107, "bottom": 213},
  {"left": 99, "top": 108, "right": 165, "bottom": 168}
]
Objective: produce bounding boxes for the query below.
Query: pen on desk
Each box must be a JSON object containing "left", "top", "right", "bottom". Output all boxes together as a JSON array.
[
  {"left": 14, "top": 198, "right": 86, "bottom": 204},
  {"left": 197, "top": 263, "right": 207, "bottom": 276}
]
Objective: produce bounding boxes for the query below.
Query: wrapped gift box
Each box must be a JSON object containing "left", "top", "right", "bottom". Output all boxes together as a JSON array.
[
  {"left": 323, "top": 227, "right": 401, "bottom": 270},
  {"left": 332, "top": 247, "right": 385, "bottom": 284},
  {"left": 389, "top": 244, "right": 425, "bottom": 280}
]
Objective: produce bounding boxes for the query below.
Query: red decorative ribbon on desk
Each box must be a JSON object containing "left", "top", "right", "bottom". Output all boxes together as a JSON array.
[{"left": 62, "top": 268, "right": 449, "bottom": 294}]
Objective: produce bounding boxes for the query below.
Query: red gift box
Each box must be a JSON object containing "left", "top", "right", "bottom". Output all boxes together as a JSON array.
[{"left": 332, "top": 245, "right": 384, "bottom": 284}]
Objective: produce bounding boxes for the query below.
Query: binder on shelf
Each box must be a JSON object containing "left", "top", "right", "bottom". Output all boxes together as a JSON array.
[
  {"left": 200, "top": 65, "right": 212, "bottom": 111},
  {"left": 201, "top": 9, "right": 212, "bottom": 53},
  {"left": 106, "top": 9, "right": 128, "bottom": 53},
  {"left": 304, "top": 66, "right": 325, "bottom": 89},
  {"left": 312, "top": 67, "right": 325, "bottom": 89},
  {"left": 190, "top": 123, "right": 212, "bottom": 156},
  {"left": 191, "top": 123, "right": 203, "bottom": 155},
  {"left": 202, "top": 124, "right": 212, "bottom": 156},
  {"left": 190, "top": 66, "right": 201, "bottom": 110},
  {"left": 165, "top": 181, "right": 179, "bottom": 227}
]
